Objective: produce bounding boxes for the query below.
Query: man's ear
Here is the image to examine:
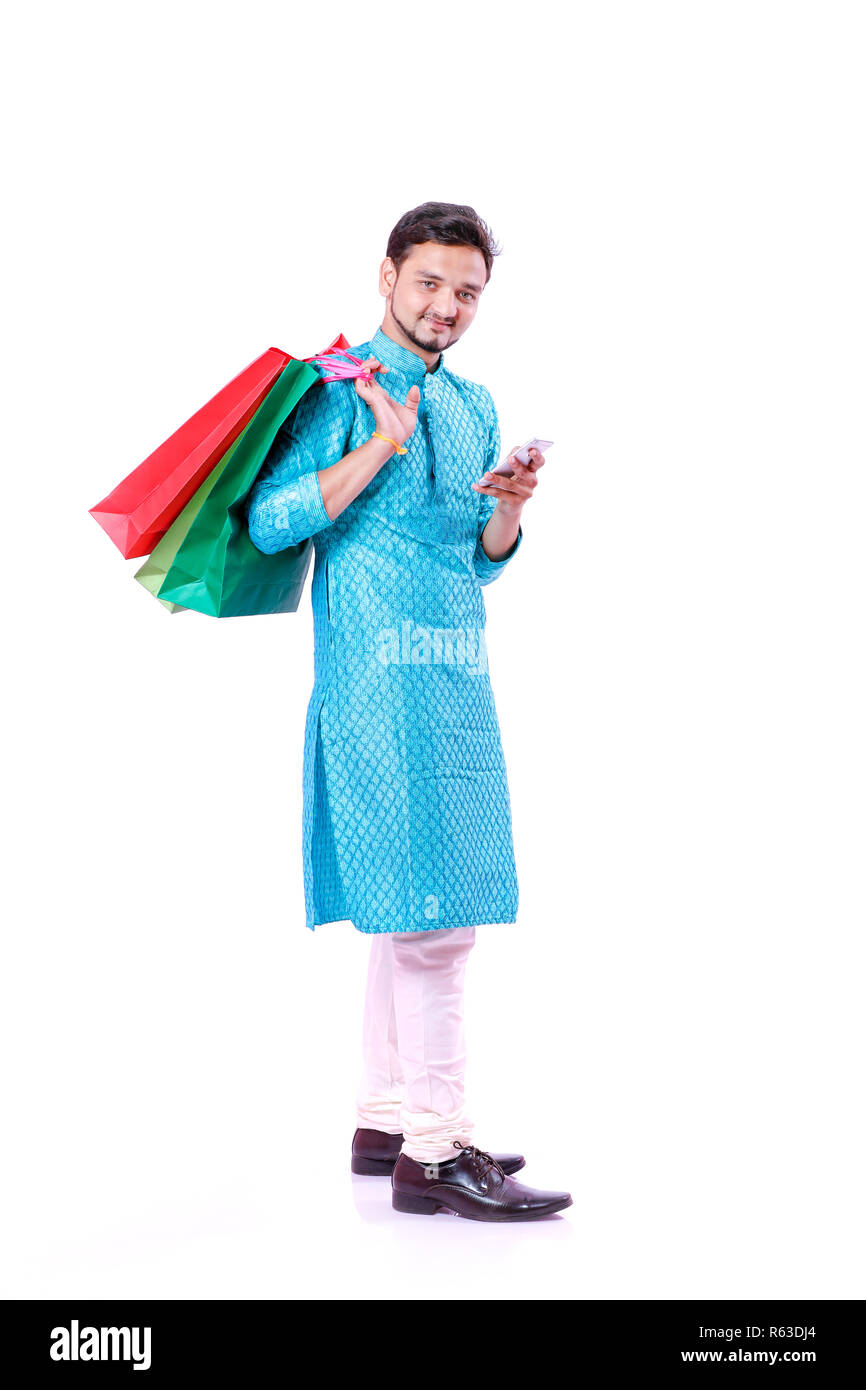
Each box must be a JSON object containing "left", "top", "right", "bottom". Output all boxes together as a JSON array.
[{"left": 379, "top": 256, "right": 397, "bottom": 297}]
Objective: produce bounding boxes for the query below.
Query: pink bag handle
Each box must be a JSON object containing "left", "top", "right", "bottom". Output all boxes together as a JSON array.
[{"left": 306, "top": 350, "right": 373, "bottom": 383}]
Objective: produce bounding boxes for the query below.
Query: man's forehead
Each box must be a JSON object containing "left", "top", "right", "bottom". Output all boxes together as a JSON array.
[{"left": 402, "top": 241, "right": 486, "bottom": 287}]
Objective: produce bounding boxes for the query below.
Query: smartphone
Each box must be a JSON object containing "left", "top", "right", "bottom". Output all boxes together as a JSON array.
[{"left": 491, "top": 437, "right": 554, "bottom": 477}]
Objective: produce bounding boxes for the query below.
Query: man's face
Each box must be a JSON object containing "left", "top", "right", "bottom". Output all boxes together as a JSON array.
[{"left": 380, "top": 241, "right": 487, "bottom": 358}]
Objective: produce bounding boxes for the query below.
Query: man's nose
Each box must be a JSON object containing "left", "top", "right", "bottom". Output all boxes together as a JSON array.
[{"left": 432, "top": 291, "right": 458, "bottom": 321}]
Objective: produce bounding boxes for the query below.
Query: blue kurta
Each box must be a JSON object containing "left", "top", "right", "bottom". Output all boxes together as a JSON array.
[{"left": 246, "top": 326, "right": 521, "bottom": 933}]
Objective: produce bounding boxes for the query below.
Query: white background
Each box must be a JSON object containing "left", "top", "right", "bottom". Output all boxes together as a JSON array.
[{"left": 2, "top": 0, "right": 863, "bottom": 1299}]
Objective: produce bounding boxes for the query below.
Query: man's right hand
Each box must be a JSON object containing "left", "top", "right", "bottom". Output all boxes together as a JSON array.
[
  {"left": 354, "top": 357, "right": 421, "bottom": 448},
  {"left": 316, "top": 358, "right": 423, "bottom": 523}
]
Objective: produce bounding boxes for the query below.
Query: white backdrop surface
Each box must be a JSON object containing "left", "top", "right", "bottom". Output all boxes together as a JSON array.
[{"left": 2, "top": 0, "right": 863, "bottom": 1299}]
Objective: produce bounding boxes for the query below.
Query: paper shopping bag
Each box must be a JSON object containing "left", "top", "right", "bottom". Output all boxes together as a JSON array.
[
  {"left": 133, "top": 427, "right": 250, "bottom": 613},
  {"left": 89, "top": 347, "right": 291, "bottom": 558},
  {"left": 154, "top": 357, "right": 322, "bottom": 617}
]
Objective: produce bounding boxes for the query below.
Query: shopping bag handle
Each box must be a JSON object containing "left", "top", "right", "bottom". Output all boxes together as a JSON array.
[{"left": 305, "top": 349, "right": 373, "bottom": 383}]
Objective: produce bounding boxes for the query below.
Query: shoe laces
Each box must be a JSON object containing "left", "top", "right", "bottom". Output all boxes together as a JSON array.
[{"left": 452, "top": 1140, "right": 505, "bottom": 1180}]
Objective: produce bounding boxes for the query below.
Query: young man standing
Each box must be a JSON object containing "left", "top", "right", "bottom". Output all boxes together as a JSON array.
[{"left": 247, "top": 202, "right": 571, "bottom": 1221}]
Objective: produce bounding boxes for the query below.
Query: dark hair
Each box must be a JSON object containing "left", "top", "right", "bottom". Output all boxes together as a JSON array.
[{"left": 385, "top": 201, "right": 500, "bottom": 284}]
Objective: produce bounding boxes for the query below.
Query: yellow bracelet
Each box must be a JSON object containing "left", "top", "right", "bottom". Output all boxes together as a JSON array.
[{"left": 372, "top": 430, "right": 407, "bottom": 454}]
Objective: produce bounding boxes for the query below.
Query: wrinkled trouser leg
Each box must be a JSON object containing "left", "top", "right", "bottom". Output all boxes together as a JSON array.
[
  {"left": 355, "top": 932, "right": 405, "bottom": 1135},
  {"left": 392, "top": 925, "right": 476, "bottom": 1163},
  {"left": 355, "top": 925, "right": 476, "bottom": 1165}
]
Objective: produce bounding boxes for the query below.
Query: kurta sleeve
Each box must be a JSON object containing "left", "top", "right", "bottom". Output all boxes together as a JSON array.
[
  {"left": 473, "top": 388, "right": 523, "bottom": 585},
  {"left": 246, "top": 378, "right": 355, "bottom": 554}
]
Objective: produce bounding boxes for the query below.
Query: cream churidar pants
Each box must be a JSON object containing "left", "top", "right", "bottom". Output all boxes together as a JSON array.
[{"left": 356, "top": 925, "right": 476, "bottom": 1164}]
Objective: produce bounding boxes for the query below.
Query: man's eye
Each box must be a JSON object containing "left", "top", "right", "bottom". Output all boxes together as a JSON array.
[{"left": 420, "top": 280, "right": 473, "bottom": 299}]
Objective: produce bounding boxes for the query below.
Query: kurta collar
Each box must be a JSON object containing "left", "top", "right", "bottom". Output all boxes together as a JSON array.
[{"left": 369, "top": 325, "right": 446, "bottom": 380}]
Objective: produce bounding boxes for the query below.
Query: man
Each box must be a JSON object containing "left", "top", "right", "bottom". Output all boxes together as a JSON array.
[{"left": 247, "top": 202, "right": 571, "bottom": 1221}]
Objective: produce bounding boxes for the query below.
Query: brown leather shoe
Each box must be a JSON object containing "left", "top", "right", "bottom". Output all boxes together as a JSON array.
[
  {"left": 352, "top": 1128, "right": 525, "bottom": 1178},
  {"left": 391, "top": 1142, "right": 572, "bottom": 1221}
]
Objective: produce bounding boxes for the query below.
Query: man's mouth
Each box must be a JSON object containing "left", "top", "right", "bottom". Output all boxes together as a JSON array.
[{"left": 426, "top": 318, "right": 451, "bottom": 331}]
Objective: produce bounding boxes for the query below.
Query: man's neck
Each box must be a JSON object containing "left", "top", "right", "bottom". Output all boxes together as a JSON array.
[{"left": 379, "top": 314, "right": 441, "bottom": 371}]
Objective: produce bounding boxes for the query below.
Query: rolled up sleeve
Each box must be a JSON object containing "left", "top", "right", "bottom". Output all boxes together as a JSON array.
[
  {"left": 246, "top": 379, "right": 354, "bottom": 554},
  {"left": 473, "top": 389, "right": 523, "bottom": 585}
]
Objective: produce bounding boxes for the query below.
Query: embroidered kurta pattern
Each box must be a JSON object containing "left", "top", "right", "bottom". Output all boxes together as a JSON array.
[{"left": 246, "top": 327, "right": 521, "bottom": 933}]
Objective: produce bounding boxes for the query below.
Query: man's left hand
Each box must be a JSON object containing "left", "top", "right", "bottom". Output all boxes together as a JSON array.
[{"left": 471, "top": 446, "right": 546, "bottom": 516}]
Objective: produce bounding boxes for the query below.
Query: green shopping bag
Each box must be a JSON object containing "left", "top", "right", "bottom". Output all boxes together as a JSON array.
[
  {"left": 148, "top": 358, "right": 319, "bottom": 618},
  {"left": 134, "top": 428, "right": 249, "bottom": 613}
]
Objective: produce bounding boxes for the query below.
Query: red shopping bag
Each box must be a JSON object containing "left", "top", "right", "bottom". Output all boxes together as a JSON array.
[
  {"left": 89, "top": 335, "right": 351, "bottom": 559},
  {"left": 300, "top": 333, "right": 351, "bottom": 368},
  {"left": 89, "top": 347, "right": 290, "bottom": 558}
]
